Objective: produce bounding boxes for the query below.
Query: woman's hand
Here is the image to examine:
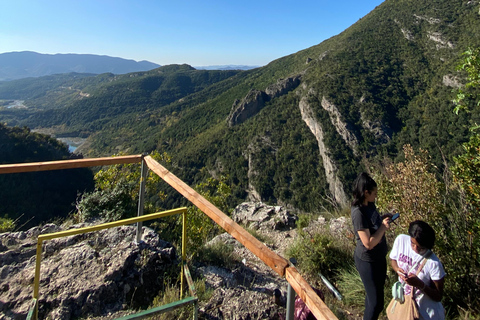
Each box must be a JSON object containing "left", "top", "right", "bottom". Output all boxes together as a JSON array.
[
  {"left": 396, "top": 268, "right": 407, "bottom": 280},
  {"left": 403, "top": 273, "right": 424, "bottom": 289},
  {"left": 382, "top": 217, "right": 391, "bottom": 229}
]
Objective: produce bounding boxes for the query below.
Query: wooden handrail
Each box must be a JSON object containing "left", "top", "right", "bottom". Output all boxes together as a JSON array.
[
  {"left": 0, "top": 154, "right": 143, "bottom": 174},
  {"left": 144, "top": 155, "right": 290, "bottom": 277},
  {"left": 286, "top": 267, "right": 338, "bottom": 320}
]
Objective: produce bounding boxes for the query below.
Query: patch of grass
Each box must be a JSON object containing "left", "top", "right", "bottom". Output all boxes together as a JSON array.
[
  {"left": 194, "top": 240, "right": 240, "bottom": 269},
  {"left": 246, "top": 227, "right": 273, "bottom": 246},
  {"left": 147, "top": 278, "right": 213, "bottom": 320},
  {"left": 296, "top": 213, "right": 313, "bottom": 229},
  {"left": 335, "top": 263, "right": 365, "bottom": 309}
]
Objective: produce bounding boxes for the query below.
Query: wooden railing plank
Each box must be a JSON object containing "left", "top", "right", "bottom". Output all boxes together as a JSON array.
[
  {"left": 0, "top": 155, "right": 143, "bottom": 174},
  {"left": 144, "top": 155, "right": 289, "bottom": 276},
  {"left": 286, "top": 267, "right": 338, "bottom": 320}
]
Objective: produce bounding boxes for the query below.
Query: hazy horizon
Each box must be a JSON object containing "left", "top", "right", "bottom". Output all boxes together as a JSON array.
[{"left": 0, "top": 0, "right": 385, "bottom": 67}]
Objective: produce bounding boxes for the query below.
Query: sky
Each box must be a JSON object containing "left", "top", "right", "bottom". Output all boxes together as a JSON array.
[{"left": 0, "top": 0, "right": 385, "bottom": 67}]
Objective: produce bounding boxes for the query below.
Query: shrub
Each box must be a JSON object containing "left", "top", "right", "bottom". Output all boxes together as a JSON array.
[
  {"left": 373, "top": 144, "right": 480, "bottom": 314},
  {"left": 287, "top": 227, "right": 353, "bottom": 279},
  {"left": 0, "top": 216, "right": 15, "bottom": 233}
]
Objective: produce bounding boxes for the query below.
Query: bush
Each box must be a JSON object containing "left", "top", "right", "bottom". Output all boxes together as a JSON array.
[
  {"left": 287, "top": 227, "right": 354, "bottom": 279},
  {"left": 0, "top": 216, "right": 15, "bottom": 233},
  {"left": 373, "top": 144, "right": 480, "bottom": 315}
]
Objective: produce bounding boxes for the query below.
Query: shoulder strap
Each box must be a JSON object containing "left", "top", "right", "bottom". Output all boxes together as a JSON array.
[
  {"left": 416, "top": 250, "right": 432, "bottom": 275},
  {"left": 409, "top": 251, "right": 432, "bottom": 297}
]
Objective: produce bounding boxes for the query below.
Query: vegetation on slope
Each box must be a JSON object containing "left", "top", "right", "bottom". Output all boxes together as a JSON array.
[{"left": 0, "top": 124, "right": 94, "bottom": 229}]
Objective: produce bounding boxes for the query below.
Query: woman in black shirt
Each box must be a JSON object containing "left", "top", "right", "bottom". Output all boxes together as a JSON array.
[{"left": 351, "top": 172, "right": 392, "bottom": 320}]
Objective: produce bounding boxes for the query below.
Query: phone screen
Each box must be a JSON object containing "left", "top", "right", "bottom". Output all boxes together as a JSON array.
[{"left": 391, "top": 213, "right": 400, "bottom": 221}]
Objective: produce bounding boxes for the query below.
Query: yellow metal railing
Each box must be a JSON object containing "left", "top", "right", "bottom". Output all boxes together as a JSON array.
[{"left": 30, "top": 208, "right": 191, "bottom": 320}]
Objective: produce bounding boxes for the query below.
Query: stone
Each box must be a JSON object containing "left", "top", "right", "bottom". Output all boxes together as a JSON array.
[{"left": 0, "top": 223, "right": 176, "bottom": 320}]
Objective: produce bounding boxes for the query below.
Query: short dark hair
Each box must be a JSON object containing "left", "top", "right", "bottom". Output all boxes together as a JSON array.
[
  {"left": 408, "top": 220, "right": 436, "bottom": 249},
  {"left": 352, "top": 172, "right": 377, "bottom": 206}
]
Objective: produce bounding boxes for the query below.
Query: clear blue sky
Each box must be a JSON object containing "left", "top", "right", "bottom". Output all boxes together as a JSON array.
[{"left": 0, "top": 0, "right": 384, "bottom": 67}]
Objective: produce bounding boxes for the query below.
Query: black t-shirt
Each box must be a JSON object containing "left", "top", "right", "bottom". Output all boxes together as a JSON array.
[{"left": 351, "top": 203, "right": 388, "bottom": 262}]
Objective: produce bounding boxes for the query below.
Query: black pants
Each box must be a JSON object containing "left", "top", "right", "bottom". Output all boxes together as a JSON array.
[{"left": 355, "top": 255, "right": 387, "bottom": 320}]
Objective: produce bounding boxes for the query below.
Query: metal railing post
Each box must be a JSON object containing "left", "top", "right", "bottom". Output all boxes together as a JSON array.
[
  {"left": 286, "top": 258, "right": 297, "bottom": 320},
  {"left": 33, "top": 239, "right": 43, "bottom": 320},
  {"left": 181, "top": 210, "right": 187, "bottom": 299},
  {"left": 136, "top": 156, "right": 148, "bottom": 243}
]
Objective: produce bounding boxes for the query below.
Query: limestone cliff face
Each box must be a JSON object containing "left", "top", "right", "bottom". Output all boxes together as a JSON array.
[
  {"left": 227, "top": 90, "right": 269, "bottom": 127},
  {"left": 298, "top": 96, "right": 348, "bottom": 206},
  {"left": 227, "top": 75, "right": 302, "bottom": 126},
  {"left": 321, "top": 96, "right": 359, "bottom": 155}
]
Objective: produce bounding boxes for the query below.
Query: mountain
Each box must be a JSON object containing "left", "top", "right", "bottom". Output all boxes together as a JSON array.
[
  {"left": 0, "top": 123, "right": 94, "bottom": 229},
  {"left": 1, "top": 0, "right": 480, "bottom": 213},
  {"left": 194, "top": 65, "right": 260, "bottom": 71},
  {"left": 0, "top": 51, "right": 161, "bottom": 81}
]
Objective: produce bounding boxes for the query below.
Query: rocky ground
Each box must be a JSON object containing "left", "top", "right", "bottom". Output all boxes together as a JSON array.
[{"left": 0, "top": 202, "right": 359, "bottom": 320}]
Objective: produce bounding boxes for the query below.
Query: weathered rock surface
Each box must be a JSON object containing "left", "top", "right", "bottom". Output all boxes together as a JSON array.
[
  {"left": 227, "top": 75, "right": 302, "bottom": 126},
  {"left": 265, "top": 76, "right": 302, "bottom": 100},
  {"left": 0, "top": 223, "right": 176, "bottom": 320},
  {"left": 231, "top": 202, "right": 297, "bottom": 230},
  {"left": 227, "top": 90, "right": 270, "bottom": 126}
]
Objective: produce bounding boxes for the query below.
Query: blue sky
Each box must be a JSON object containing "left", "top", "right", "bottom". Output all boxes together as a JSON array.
[{"left": 0, "top": 0, "right": 385, "bottom": 67}]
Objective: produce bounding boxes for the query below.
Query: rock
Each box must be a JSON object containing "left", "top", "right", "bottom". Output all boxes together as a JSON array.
[
  {"left": 227, "top": 89, "right": 270, "bottom": 126},
  {"left": 227, "top": 75, "right": 302, "bottom": 127},
  {"left": 0, "top": 223, "right": 176, "bottom": 320},
  {"left": 231, "top": 202, "right": 297, "bottom": 230},
  {"left": 200, "top": 287, "right": 286, "bottom": 320},
  {"left": 265, "top": 76, "right": 302, "bottom": 100}
]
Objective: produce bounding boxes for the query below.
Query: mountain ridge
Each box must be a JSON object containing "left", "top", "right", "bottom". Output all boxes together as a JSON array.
[
  {"left": 1, "top": 0, "right": 479, "bottom": 212},
  {"left": 0, "top": 51, "right": 161, "bottom": 81}
]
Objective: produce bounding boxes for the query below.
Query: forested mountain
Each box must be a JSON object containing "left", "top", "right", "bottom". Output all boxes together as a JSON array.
[
  {"left": 0, "top": 124, "right": 94, "bottom": 229},
  {"left": 1, "top": 0, "right": 479, "bottom": 213},
  {"left": 0, "top": 51, "right": 160, "bottom": 81}
]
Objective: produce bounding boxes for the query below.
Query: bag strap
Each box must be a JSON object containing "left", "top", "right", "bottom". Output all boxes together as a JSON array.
[{"left": 409, "top": 250, "right": 432, "bottom": 297}]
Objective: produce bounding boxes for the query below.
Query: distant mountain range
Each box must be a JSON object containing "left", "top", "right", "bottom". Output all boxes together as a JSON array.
[
  {"left": 0, "top": 51, "right": 161, "bottom": 81},
  {"left": 0, "top": 51, "right": 259, "bottom": 81},
  {"left": 194, "top": 65, "right": 260, "bottom": 71}
]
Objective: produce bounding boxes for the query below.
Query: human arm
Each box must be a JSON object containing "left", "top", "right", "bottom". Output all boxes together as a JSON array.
[
  {"left": 403, "top": 274, "right": 444, "bottom": 302},
  {"left": 357, "top": 217, "right": 390, "bottom": 250},
  {"left": 391, "top": 259, "right": 444, "bottom": 302},
  {"left": 390, "top": 259, "right": 406, "bottom": 276}
]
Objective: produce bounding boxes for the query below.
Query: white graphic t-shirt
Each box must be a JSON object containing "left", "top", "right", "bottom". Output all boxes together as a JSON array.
[{"left": 389, "top": 234, "right": 446, "bottom": 320}]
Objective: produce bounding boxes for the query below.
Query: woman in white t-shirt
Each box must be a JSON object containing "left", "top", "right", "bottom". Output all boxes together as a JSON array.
[{"left": 389, "top": 220, "right": 446, "bottom": 319}]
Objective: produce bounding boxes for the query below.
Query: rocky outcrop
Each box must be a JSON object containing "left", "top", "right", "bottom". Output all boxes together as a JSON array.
[
  {"left": 427, "top": 31, "right": 455, "bottom": 49},
  {"left": 321, "top": 96, "right": 359, "bottom": 155},
  {"left": 228, "top": 75, "right": 302, "bottom": 126},
  {"left": 231, "top": 202, "right": 297, "bottom": 231},
  {"left": 298, "top": 96, "right": 348, "bottom": 205},
  {"left": 0, "top": 223, "right": 176, "bottom": 320},
  {"left": 442, "top": 74, "right": 462, "bottom": 88},
  {"left": 265, "top": 76, "right": 302, "bottom": 100},
  {"left": 227, "top": 90, "right": 270, "bottom": 126}
]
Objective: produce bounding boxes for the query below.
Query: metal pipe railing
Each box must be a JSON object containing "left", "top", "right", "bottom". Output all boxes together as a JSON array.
[{"left": 32, "top": 208, "right": 187, "bottom": 319}]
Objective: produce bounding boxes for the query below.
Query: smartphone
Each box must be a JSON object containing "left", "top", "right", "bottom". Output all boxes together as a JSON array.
[{"left": 391, "top": 213, "right": 400, "bottom": 221}]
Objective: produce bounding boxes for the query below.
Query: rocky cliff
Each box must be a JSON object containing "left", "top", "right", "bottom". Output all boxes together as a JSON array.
[{"left": 0, "top": 223, "right": 176, "bottom": 320}]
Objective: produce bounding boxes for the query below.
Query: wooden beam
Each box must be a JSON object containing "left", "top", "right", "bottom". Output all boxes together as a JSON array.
[
  {"left": 285, "top": 267, "right": 338, "bottom": 320},
  {"left": 144, "top": 156, "right": 289, "bottom": 276},
  {"left": 0, "top": 155, "right": 143, "bottom": 174}
]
